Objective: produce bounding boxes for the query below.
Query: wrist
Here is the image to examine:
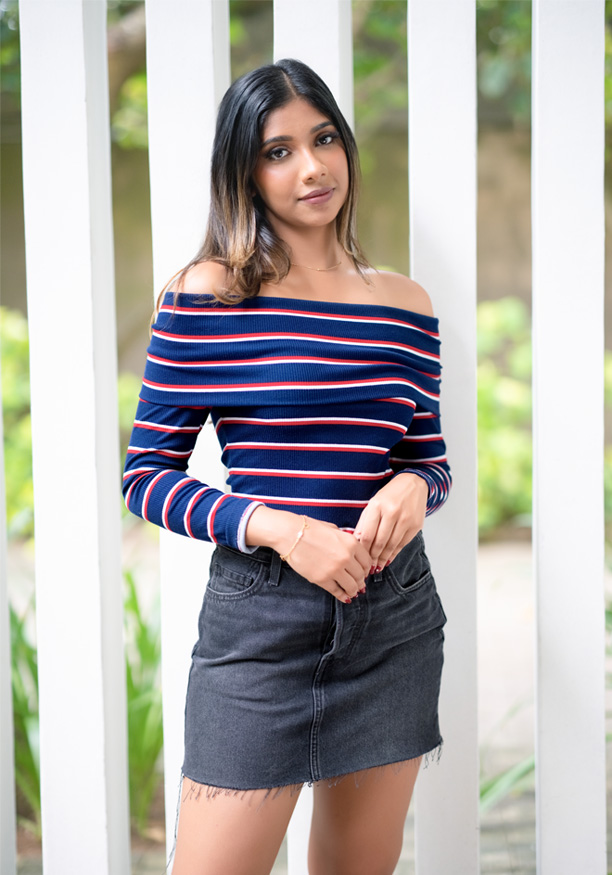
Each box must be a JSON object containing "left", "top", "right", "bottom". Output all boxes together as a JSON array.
[{"left": 245, "top": 505, "right": 307, "bottom": 554}]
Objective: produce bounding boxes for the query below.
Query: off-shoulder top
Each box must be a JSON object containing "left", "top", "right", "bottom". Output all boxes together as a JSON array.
[{"left": 122, "top": 293, "right": 452, "bottom": 551}]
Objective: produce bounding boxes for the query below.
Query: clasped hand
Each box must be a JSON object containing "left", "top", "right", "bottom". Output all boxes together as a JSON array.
[{"left": 285, "top": 474, "right": 428, "bottom": 604}]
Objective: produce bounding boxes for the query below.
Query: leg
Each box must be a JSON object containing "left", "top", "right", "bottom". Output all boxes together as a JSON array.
[
  {"left": 308, "top": 758, "right": 422, "bottom": 875},
  {"left": 171, "top": 778, "right": 303, "bottom": 875}
]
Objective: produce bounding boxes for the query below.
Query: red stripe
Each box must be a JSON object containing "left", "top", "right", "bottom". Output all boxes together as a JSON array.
[
  {"left": 158, "top": 304, "right": 440, "bottom": 337},
  {"left": 227, "top": 443, "right": 386, "bottom": 454},
  {"left": 152, "top": 329, "right": 440, "bottom": 358},
  {"left": 162, "top": 479, "right": 192, "bottom": 529},
  {"left": 142, "top": 471, "right": 170, "bottom": 520},
  {"left": 207, "top": 493, "right": 232, "bottom": 543},
  {"left": 184, "top": 486, "right": 210, "bottom": 538},
  {"left": 229, "top": 470, "right": 389, "bottom": 480},
  {"left": 135, "top": 421, "right": 201, "bottom": 433}
]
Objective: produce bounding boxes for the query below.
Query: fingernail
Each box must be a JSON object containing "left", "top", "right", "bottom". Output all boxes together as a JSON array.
[
  {"left": 369, "top": 566, "right": 376, "bottom": 575},
  {"left": 385, "top": 559, "right": 391, "bottom": 567},
  {"left": 359, "top": 587, "right": 366, "bottom": 594},
  {"left": 375, "top": 566, "right": 382, "bottom": 574},
  {"left": 344, "top": 597, "right": 352, "bottom": 604}
]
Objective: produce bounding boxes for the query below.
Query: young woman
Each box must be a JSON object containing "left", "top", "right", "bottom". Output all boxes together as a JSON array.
[{"left": 123, "top": 58, "right": 451, "bottom": 875}]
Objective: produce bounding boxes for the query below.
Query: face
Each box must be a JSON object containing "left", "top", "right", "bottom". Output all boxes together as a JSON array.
[{"left": 251, "top": 98, "right": 349, "bottom": 236}]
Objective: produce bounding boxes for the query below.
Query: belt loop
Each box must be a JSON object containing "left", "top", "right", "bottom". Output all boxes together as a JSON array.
[{"left": 269, "top": 550, "right": 283, "bottom": 587}]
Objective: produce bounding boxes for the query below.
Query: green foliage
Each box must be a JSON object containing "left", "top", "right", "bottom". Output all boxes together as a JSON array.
[
  {"left": 111, "top": 71, "right": 148, "bottom": 150},
  {"left": 0, "top": 305, "right": 145, "bottom": 538},
  {"left": 480, "top": 752, "right": 535, "bottom": 813},
  {"left": 476, "top": 0, "right": 532, "bottom": 125},
  {"left": 477, "top": 297, "right": 532, "bottom": 535},
  {"left": 10, "top": 600, "right": 40, "bottom": 836},
  {"left": 123, "top": 569, "right": 164, "bottom": 835},
  {"left": 10, "top": 570, "right": 164, "bottom": 838},
  {"left": 0, "top": 307, "right": 34, "bottom": 539}
]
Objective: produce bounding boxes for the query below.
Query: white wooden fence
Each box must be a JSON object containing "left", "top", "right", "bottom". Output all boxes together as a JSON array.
[{"left": 0, "top": 0, "right": 606, "bottom": 872}]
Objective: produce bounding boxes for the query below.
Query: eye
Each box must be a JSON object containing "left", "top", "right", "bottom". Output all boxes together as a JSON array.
[
  {"left": 317, "top": 131, "right": 340, "bottom": 146},
  {"left": 266, "top": 146, "right": 289, "bottom": 161}
]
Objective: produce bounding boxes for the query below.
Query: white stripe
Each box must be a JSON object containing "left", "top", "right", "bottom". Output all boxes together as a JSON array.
[
  {"left": 143, "top": 379, "right": 440, "bottom": 401},
  {"left": 151, "top": 330, "right": 440, "bottom": 361},
  {"left": 228, "top": 467, "right": 393, "bottom": 478},
  {"left": 390, "top": 454, "right": 448, "bottom": 463},
  {"left": 216, "top": 414, "right": 406, "bottom": 429},
  {"left": 159, "top": 305, "right": 437, "bottom": 335},
  {"left": 134, "top": 419, "right": 200, "bottom": 432},
  {"left": 128, "top": 445, "right": 192, "bottom": 457},
  {"left": 231, "top": 492, "right": 367, "bottom": 506},
  {"left": 147, "top": 354, "right": 398, "bottom": 368},
  {"left": 400, "top": 433, "right": 442, "bottom": 441},
  {"left": 224, "top": 441, "right": 388, "bottom": 452}
]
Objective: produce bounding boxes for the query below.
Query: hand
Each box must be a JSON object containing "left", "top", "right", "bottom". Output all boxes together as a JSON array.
[
  {"left": 354, "top": 474, "right": 428, "bottom": 572},
  {"left": 245, "top": 507, "right": 371, "bottom": 603},
  {"left": 283, "top": 517, "right": 372, "bottom": 603}
]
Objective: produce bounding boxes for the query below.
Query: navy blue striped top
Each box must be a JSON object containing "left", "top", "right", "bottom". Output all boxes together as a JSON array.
[{"left": 123, "top": 293, "right": 452, "bottom": 551}]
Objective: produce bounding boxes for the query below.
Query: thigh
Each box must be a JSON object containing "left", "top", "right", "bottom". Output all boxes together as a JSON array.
[
  {"left": 171, "top": 777, "right": 303, "bottom": 875},
  {"left": 308, "top": 758, "right": 422, "bottom": 875}
]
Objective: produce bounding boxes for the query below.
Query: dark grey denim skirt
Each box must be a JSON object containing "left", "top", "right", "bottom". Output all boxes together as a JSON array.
[{"left": 182, "top": 530, "right": 447, "bottom": 791}]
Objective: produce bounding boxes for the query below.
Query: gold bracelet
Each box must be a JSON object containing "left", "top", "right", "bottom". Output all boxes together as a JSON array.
[{"left": 279, "top": 515, "right": 310, "bottom": 562}]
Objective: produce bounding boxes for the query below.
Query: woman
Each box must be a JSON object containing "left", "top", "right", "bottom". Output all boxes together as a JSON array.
[{"left": 123, "top": 58, "right": 451, "bottom": 875}]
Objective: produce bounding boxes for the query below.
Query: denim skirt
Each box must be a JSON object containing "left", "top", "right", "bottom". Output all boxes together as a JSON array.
[{"left": 182, "top": 530, "right": 447, "bottom": 790}]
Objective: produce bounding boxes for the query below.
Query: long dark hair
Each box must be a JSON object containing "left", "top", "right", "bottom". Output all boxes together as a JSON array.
[{"left": 170, "top": 58, "right": 370, "bottom": 305}]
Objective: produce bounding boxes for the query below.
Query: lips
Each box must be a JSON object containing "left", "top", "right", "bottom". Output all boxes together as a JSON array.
[{"left": 299, "top": 187, "right": 334, "bottom": 204}]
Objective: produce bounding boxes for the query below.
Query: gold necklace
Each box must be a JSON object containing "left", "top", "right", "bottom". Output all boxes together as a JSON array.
[{"left": 290, "top": 260, "right": 342, "bottom": 272}]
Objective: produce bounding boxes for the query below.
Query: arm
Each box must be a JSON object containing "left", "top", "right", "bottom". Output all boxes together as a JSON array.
[
  {"left": 354, "top": 403, "right": 452, "bottom": 571},
  {"left": 389, "top": 403, "right": 452, "bottom": 516},
  {"left": 122, "top": 398, "right": 263, "bottom": 551}
]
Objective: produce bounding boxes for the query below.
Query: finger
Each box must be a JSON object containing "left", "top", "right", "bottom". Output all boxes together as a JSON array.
[
  {"left": 353, "top": 506, "right": 381, "bottom": 554},
  {"left": 345, "top": 557, "right": 369, "bottom": 589},
  {"left": 336, "top": 568, "right": 363, "bottom": 599}
]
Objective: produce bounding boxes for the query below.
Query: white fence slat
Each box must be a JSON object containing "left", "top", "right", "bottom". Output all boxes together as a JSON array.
[
  {"left": 273, "top": 4, "right": 353, "bottom": 870},
  {"left": 407, "top": 2, "right": 480, "bottom": 872},
  {"left": 19, "top": 1, "right": 129, "bottom": 872},
  {"left": 532, "top": 2, "right": 606, "bottom": 872},
  {"left": 273, "top": 0, "right": 354, "bottom": 129},
  {"left": 0, "top": 350, "right": 17, "bottom": 875},
  {"left": 144, "top": 0, "right": 231, "bottom": 854}
]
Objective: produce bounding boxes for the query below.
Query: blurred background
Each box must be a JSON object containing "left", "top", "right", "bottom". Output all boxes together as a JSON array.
[{"left": 2, "top": 2, "right": 611, "bottom": 872}]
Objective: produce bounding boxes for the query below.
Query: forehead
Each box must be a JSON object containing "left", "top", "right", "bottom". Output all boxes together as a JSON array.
[{"left": 260, "top": 98, "right": 331, "bottom": 138}]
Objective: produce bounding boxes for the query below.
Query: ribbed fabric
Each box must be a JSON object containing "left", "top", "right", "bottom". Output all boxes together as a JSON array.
[{"left": 123, "top": 293, "right": 452, "bottom": 551}]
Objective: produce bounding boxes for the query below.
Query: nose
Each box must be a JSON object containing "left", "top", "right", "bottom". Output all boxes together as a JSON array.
[{"left": 300, "top": 147, "right": 326, "bottom": 182}]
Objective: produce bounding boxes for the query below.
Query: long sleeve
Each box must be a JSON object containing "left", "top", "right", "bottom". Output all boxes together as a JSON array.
[
  {"left": 389, "top": 403, "right": 452, "bottom": 516},
  {"left": 122, "top": 398, "right": 263, "bottom": 551}
]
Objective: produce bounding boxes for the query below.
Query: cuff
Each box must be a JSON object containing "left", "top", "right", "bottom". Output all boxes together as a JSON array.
[{"left": 237, "top": 501, "right": 265, "bottom": 553}]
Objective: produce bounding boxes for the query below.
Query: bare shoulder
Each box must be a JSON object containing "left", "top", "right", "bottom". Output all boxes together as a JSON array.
[
  {"left": 370, "top": 270, "right": 434, "bottom": 317},
  {"left": 175, "top": 260, "right": 230, "bottom": 295}
]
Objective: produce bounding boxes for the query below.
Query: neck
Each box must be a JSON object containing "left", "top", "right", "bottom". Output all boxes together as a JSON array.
[{"left": 274, "top": 223, "right": 343, "bottom": 272}]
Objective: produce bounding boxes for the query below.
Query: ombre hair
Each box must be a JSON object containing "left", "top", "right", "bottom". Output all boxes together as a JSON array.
[{"left": 169, "top": 58, "right": 371, "bottom": 305}]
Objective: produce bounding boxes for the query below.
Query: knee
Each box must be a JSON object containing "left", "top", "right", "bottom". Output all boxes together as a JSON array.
[{"left": 308, "top": 838, "right": 401, "bottom": 875}]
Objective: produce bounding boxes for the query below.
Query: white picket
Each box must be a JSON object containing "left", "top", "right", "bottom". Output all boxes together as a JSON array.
[
  {"left": 0, "top": 349, "right": 16, "bottom": 875},
  {"left": 143, "top": 0, "right": 231, "bottom": 856},
  {"left": 273, "top": 0, "right": 354, "bottom": 129},
  {"left": 407, "top": 2, "right": 480, "bottom": 872},
  {"left": 18, "top": 1, "right": 129, "bottom": 873},
  {"left": 532, "top": 2, "right": 606, "bottom": 872}
]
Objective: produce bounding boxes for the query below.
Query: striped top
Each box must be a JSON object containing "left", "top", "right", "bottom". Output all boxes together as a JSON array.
[{"left": 123, "top": 293, "right": 452, "bottom": 551}]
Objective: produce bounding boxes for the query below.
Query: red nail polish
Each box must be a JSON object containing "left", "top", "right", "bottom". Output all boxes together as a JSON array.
[
  {"left": 385, "top": 559, "right": 391, "bottom": 567},
  {"left": 375, "top": 566, "right": 382, "bottom": 574},
  {"left": 344, "top": 597, "right": 352, "bottom": 604},
  {"left": 359, "top": 587, "right": 366, "bottom": 594},
  {"left": 369, "top": 566, "right": 375, "bottom": 575}
]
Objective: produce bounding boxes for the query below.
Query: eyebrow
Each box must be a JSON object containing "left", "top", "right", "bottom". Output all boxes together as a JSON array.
[{"left": 260, "top": 120, "right": 335, "bottom": 149}]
